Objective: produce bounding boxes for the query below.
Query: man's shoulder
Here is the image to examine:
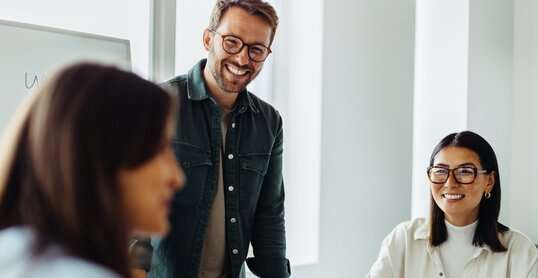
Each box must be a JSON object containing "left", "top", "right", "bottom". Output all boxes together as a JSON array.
[
  {"left": 162, "top": 74, "right": 188, "bottom": 90},
  {"left": 245, "top": 91, "right": 280, "bottom": 118}
]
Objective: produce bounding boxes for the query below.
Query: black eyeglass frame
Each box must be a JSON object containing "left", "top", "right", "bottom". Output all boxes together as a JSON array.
[
  {"left": 209, "top": 29, "right": 272, "bottom": 62},
  {"left": 426, "top": 166, "right": 490, "bottom": 184}
]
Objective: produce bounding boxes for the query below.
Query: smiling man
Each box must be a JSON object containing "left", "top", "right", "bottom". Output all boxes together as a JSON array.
[{"left": 135, "top": 1, "right": 290, "bottom": 278}]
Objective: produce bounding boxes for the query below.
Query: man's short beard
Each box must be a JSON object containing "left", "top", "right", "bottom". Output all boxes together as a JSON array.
[{"left": 207, "top": 50, "right": 258, "bottom": 94}]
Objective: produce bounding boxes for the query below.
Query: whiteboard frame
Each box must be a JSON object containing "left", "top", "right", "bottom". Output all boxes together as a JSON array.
[{"left": 0, "top": 19, "right": 131, "bottom": 63}]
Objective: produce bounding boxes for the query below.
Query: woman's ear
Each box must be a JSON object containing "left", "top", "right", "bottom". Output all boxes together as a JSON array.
[{"left": 486, "top": 170, "right": 495, "bottom": 192}]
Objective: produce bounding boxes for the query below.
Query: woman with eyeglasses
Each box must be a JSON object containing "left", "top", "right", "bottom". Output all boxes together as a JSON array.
[
  {"left": 367, "top": 131, "right": 538, "bottom": 277},
  {"left": 0, "top": 63, "right": 185, "bottom": 277}
]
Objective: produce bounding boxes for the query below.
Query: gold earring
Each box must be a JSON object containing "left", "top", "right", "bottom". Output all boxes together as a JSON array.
[{"left": 484, "top": 192, "right": 491, "bottom": 199}]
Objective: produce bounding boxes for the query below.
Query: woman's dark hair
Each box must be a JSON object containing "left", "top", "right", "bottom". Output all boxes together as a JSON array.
[
  {"left": 0, "top": 63, "right": 175, "bottom": 276},
  {"left": 428, "top": 131, "right": 508, "bottom": 252}
]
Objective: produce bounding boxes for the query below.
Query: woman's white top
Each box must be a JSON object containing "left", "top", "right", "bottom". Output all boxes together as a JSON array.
[
  {"left": 366, "top": 218, "right": 538, "bottom": 278},
  {"left": 0, "top": 227, "right": 120, "bottom": 278},
  {"left": 440, "top": 220, "right": 478, "bottom": 278}
]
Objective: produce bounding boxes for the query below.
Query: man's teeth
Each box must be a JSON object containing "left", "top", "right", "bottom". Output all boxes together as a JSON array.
[
  {"left": 444, "top": 194, "right": 464, "bottom": 200},
  {"left": 227, "top": 65, "right": 247, "bottom": 76}
]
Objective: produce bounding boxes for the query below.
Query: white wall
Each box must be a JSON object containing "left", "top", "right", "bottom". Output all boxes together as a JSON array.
[
  {"left": 509, "top": 0, "right": 538, "bottom": 242},
  {"left": 175, "top": 0, "right": 214, "bottom": 75},
  {"left": 467, "top": 0, "right": 515, "bottom": 226},
  {"left": 412, "top": 0, "right": 470, "bottom": 218},
  {"left": 272, "top": 0, "right": 322, "bottom": 266},
  {"left": 292, "top": 0, "right": 416, "bottom": 276}
]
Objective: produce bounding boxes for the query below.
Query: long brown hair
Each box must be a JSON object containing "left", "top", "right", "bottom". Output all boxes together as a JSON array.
[
  {"left": 428, "top": 131, "right": 508, "bottom": 252},
  {"left": 0, "top": 63, "right": 175, "bottom": 276}
]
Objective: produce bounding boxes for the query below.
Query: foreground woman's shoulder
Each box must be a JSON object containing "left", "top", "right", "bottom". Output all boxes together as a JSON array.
[{"left": 0, "top": 227, "right": 121, "bottom": 278}]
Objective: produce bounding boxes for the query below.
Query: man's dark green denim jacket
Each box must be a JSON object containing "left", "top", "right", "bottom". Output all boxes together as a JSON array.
[{"left": 148, "top": 60, "right": 290, "bottom": 278}]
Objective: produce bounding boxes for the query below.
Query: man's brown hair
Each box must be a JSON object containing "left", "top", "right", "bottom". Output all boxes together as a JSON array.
[{"left": 209, "top": 0, "right": 279, "bottom": 45}]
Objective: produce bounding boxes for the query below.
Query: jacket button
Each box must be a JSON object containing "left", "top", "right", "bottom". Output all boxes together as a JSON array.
[
  {"left": 230, "top": 217, "right": 237, "bottom": 224},
  {"left": 232, "top": 249, "right": 239, "bottom": 255},
  {"left": 228, "top": 186, "right": 234, "bottom": 191},
  {"left": 231, "top": 122, "right": 236, "bottom": 128},
  {"left": 228, "top": 154, "right": 234, "bottom": 160}
]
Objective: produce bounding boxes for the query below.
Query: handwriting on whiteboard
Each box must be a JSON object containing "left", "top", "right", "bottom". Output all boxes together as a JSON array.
[{"left": 25, "top": 72, "right": 47, "bottom": 90}]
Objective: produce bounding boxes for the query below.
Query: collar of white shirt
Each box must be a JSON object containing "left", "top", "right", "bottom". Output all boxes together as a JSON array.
[{"left": 412, "top": 219, "right": 494, "bottom": 256}]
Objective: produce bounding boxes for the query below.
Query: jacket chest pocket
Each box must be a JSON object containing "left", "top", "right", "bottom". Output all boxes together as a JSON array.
[
  {"left": 173, "top": 141, "right": 212, "bottom": 211},
  {"left": 238, "top": 153, "right": 270, "bottom": 214}
]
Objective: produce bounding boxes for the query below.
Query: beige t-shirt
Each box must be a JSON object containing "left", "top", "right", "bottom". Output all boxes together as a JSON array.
[{"left": 198, "top": 107, "right": 234, "bottom": 278}]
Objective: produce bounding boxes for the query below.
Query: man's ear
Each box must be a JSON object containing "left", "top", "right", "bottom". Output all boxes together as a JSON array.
[{"left": 203, "top": 28, "right": 212, "bottom": 51}]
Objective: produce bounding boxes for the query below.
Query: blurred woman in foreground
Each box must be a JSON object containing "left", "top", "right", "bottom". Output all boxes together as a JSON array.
[{"left": 0, "top": 63, "right": 185, "bottom": 277}]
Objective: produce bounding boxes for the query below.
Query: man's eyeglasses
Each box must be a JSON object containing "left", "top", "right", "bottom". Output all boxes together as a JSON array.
[
  {"left": 209, "top": 29, "right": 272, "bottom": 62},
  {"left": 426, "top": 166, "right": 489, "bottom": 184}
]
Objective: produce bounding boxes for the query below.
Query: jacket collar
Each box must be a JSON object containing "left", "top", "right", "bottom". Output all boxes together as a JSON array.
[{"left": 186, "top": 59, "right": 259, "bottom": 114}]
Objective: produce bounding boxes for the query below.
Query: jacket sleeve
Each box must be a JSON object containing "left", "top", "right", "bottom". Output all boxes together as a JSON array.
[{"left": 247, "top": 115, "right": 291, "bottom": 277}]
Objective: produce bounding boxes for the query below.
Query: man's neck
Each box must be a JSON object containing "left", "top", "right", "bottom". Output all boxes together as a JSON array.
[
  {"left": 203, "top": 65, "right": 239, "bottom": 110},
  {"left": 210, "top": 90, "right": 238, "bottom": 110}
]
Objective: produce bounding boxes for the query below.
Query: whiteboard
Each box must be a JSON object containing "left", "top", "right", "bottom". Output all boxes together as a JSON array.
[{"left": 0, "top": 19, "right": 131, "bottom": 132}]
